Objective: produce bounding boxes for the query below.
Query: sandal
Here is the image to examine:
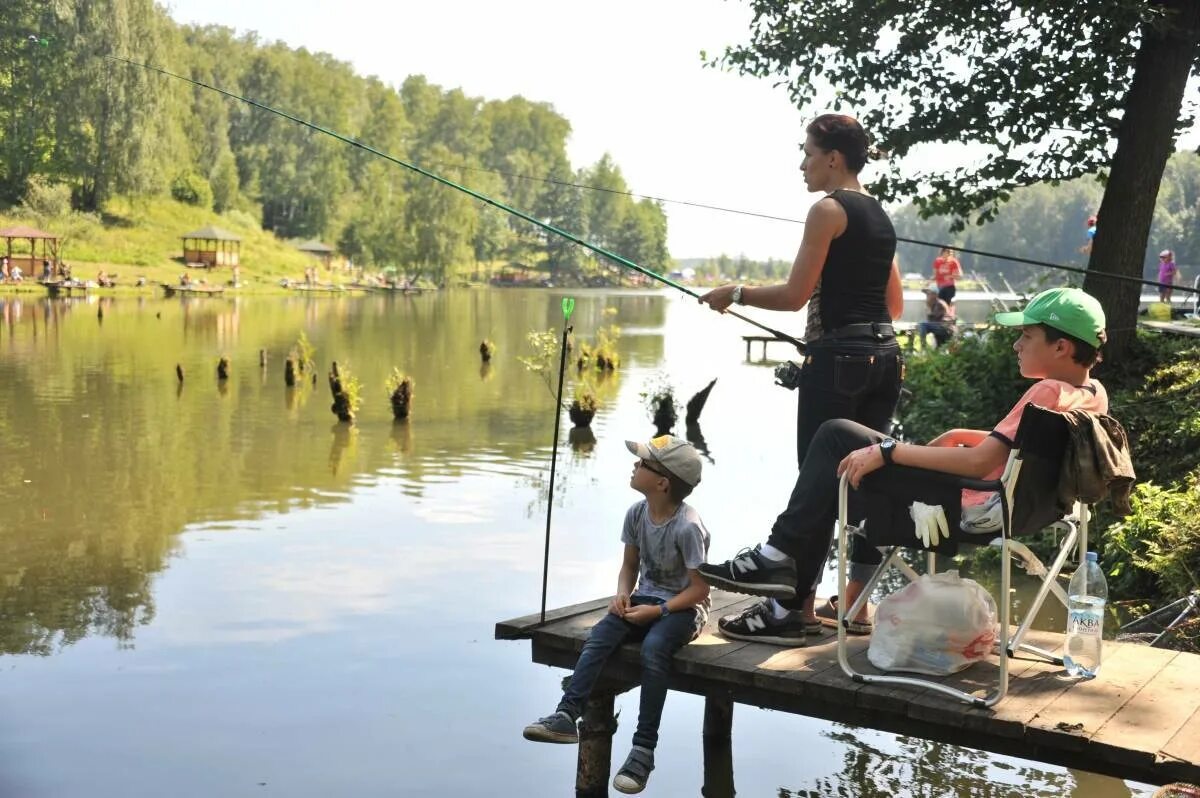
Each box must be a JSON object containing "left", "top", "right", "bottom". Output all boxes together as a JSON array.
[{"left": 814, "top": 596, "right": 873, "bottom": 635}]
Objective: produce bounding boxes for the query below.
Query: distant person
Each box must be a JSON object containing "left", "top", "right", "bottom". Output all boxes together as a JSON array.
[
  {"left": 932, "top": 247, "right": 962, "bottom": 303},
  {"left": 918, "top": 286, "right": 955, "bottom": 348},
  {"left": 1080, "top": 215, "right": 1097, "bottom": 256},
  {"left": 523, "top": 436, "right": 709, "bottom": 796},
  {"left": 41, "top": 261, "right": 52, "bottom": 281},
  {"left": 10, "top": 264, "right": 23, "bottom": 283},
  {"left": 1, "top": 256, "right": 9, "bottom": 282},
  {"left": 1158, "top": 250, "right": 1178, "bottom": 303}
]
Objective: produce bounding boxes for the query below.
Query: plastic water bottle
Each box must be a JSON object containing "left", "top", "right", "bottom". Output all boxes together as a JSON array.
[{"left": 1064, "top": 551, "right": 1108, "bottom": 678}]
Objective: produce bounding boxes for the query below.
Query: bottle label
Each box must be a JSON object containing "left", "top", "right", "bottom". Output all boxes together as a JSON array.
[{"left": 1069, "top": 610, "right": 1101, "bottom": 635}]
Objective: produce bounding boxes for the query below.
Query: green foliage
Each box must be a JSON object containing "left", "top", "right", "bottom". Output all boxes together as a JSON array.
[
  {"left": 572, "top": 385, "right": 599, "bottom": 413},
  {"left": 900, "top": 329, "right": 1026, "bottom": 445},
  {"left": 20, "top": 176, "right": 72, "bottom": 220},
  {"left": 0, "top": 7, "right": 661, "bottom": 282},
  {"left": 170, "top": 171, "right": 213, "bottom": 209},
  {"left": 292, "top": 331, "right": 316, "bottom": 375},
  {"left": 517, "top": 328, "right": 561, "bottom": 397},
  {"left": 714, "top": 0, "right": 1163, "bottom": 225},
  {"left": 384, "top": 367, "right": 412, "bottom": 397},
  {"left": 1106, "top": 480, "right": 1200, "bottom": 600}
]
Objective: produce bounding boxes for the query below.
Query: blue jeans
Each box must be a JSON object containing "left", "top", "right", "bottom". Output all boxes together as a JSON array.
[{"left": 557, "top": 595, "right": 698, "bottom": 750}]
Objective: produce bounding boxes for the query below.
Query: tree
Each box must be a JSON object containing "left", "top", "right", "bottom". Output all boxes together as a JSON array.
[{"left": 718, "top": 0, "right": 1200, "bottom": 359}]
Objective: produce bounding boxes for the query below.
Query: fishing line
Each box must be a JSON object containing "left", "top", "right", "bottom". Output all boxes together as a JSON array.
[
  {"left": 424, "top": 158, "right": 1196, "bottom": 297},
  {"left": 105, "top": 55, "right": 806, "bottom": 351}
]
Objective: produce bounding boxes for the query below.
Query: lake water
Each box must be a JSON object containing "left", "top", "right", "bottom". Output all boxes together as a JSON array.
[{"left": 0, "top": 289, "right": 1152, "bottom": 797}]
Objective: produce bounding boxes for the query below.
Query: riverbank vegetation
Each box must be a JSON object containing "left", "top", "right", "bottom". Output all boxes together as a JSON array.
[
  {"left": 903, "top": 328, "right": 1200, "bottom": 639},
  {"left": 2, "top": 1, "right": 668, "bottom": 285}
]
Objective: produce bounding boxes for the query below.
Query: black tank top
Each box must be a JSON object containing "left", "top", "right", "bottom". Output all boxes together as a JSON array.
[{"left": 806, "top": 190, "right": 896, "bottom": 338}]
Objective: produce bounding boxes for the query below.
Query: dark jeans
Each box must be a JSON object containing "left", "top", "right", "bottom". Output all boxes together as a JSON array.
[
  {"left": 794, "top": 339, "right": 903, "bottom": 468},
  {"left": 917, "top": 321, "right": 953, "bottom": 348},
  {"left": 768, "top": 418, "right": 963, "bottom": 608},
  {"left": 557, "top": 595, "right": 698, "bottom": 751}
]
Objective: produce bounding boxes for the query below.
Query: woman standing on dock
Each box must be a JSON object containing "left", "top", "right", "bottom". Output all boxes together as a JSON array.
[{"left": 699, "top": 113, "right": 904, "bottom": 642}]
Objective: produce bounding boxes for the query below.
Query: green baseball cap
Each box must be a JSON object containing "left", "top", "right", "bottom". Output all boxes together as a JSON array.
[{"left": 993, "top": 287, "right": 1106, "bottom": 347}]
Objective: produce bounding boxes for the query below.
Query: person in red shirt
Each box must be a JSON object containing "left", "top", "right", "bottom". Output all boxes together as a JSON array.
[{"left": 931, "top": 247, "right": 963, "bottom": 303}]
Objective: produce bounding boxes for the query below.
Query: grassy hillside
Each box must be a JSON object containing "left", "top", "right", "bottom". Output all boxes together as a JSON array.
[{"left": 0, "top": 197, "right": 320, "bottom": 291}]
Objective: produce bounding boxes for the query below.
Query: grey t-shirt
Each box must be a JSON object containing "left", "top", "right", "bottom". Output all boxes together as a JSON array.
[{"left": 621, "top": 500, "right": 711, "bottom": 625}]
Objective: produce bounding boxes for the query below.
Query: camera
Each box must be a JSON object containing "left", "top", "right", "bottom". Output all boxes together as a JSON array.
[{"left": 774, "top": 360, "right": 803, "bottom": 390}]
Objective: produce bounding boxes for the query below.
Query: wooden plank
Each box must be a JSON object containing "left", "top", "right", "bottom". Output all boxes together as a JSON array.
[
  {"left": 505, "top": 597, "right": 1200, "bottom": 785},
  {"left": 1025, "top": 641, "right": 1176, "bottom": 752},
  {"left": 1090, "top": 649, "right": 1195, "bottom": 771},
  {"left": 1157, "top": 704, "right": 1200, "bottom": 784},
  {"left": 960, "top": 630, "right": 1072, "bottom": 740},
  {"left": 495, "top": 597, "right": 609, "bottom": 640}
]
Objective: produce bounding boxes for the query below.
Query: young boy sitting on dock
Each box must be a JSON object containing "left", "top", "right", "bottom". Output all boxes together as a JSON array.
[
  {"left": 701, "top": 287, "right": 1112, "bottom": 643},
  {"left": 523, "top": 435, "right": 710, "bottom": 795}
]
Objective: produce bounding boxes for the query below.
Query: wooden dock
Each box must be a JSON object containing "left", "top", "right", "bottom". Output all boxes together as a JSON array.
[{"left": 497, "top": 591, "right": 1200, "bottom": 789}]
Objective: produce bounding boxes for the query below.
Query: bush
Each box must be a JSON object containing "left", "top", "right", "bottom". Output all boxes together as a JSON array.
[
  {"left": 21, "top": 176, "right": 72, "bottom": 220},
  {"left": 900, "top": 328, "right": 1026, "bottom": 444},
  {"left": 1106, "top": 480, "right": 1200, "bottom": 600},
  {"left": 170, "top": 171, "right": 213, "bottom": 209}
]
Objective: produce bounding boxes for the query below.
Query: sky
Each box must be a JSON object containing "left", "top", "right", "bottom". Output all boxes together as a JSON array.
[{"left": 162, "top": 0, "right": 1198, "bottom": 262}]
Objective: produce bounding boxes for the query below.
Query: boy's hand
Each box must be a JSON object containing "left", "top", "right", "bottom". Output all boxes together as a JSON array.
[
  {"left": 609, "top": 593, "right": 631, "bottom": 616},
  {"left": 623, "top": 604, "right": 662, "bottom": 626},
  {"left": 837, "top": 444, "right": 884, "bottom": 489}
]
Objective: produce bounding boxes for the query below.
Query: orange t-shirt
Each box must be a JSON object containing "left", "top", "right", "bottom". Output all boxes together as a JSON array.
[
  {"left": 962, "top": 379, "right": 1108, "bottom": 506},
  {"left": 932, "top": 256, "right": 961, "bottom": 287}
]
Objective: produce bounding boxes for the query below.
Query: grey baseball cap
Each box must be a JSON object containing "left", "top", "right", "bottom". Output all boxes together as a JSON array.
[{"left": 625, "top": 435, "right": 702, "bottom": 487}]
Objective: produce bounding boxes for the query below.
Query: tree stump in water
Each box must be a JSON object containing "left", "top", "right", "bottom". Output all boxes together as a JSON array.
[
  {"left": 479, "top": 339, "right": 495, "bottom": 363},
  {"left": 328, "top": 361, "right": 355, "bottom": 423},
  {"left": 389, "top": 377, "right": 414, "bottom": 420},
  {"left": 259, "top": 349, "right": 267, "bottom": 368},
  {"left": 175, "top": 364, "right": 184, "bottom": 383},
  {"left": 652, "top": 394, "right": 677, "bottom": 437},
  {"left": 284, "top": 357, "right": 297, "bottom": 387},
  {"left": 686, "top": 378, "right": 717, "bottom": 425},
  {"left": 217, "top": 356, "right": 230, "bottom": 381}
]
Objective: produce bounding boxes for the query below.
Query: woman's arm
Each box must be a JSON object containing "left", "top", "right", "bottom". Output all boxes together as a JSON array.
[
  {"left": 699, "top": 197, "right": 845, "bottom": 312},
  {"left": 886, "top": 259, "right": 904, "bottom": 320}
]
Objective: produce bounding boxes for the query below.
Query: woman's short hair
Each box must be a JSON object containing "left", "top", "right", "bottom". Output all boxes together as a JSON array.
[{"left": 806, "top": 114, "right": 871, "bottom": 173}]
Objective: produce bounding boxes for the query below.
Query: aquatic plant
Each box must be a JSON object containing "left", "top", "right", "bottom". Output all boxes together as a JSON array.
[
  {"left": 328, "top": 361, "right": 362, "bottom": 423},
  {"left": 385, "top": 368, "right": 415, "bottom": 420}
]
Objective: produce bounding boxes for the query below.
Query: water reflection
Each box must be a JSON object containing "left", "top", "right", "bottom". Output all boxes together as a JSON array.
[{"left": 0, "top": 290, "right": 1149, "bottom": 796}]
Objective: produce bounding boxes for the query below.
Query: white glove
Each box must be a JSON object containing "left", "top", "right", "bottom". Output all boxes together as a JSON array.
[{"left": 910, "top": 501, "right": 949, "bottom": 548}]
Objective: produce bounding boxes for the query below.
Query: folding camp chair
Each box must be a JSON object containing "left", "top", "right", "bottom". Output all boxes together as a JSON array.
[{"left": 833, "top": 403, "right": 1101, "bottom": 708}]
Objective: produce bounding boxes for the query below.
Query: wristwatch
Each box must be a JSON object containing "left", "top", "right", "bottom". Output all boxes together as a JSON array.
[
  {"left": 731, "top": 284, "right": 744, "bottom": 305},
  {"left": 660, "top": 604, "right": 671, "bottom": 618},
  {"left": 879, "top": 438, "right": 897, "bottom": 465}
]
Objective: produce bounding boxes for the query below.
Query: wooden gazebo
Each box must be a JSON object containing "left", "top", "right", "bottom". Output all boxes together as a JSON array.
[
  {"left": 181, "top": 225, "right": 240, "bottom": 268},
  {"left": 298, "top": 240, "right": 335, "bottom": 270},
  {"left": 0, "top": 225, "right": 60, "bottom": 275}
]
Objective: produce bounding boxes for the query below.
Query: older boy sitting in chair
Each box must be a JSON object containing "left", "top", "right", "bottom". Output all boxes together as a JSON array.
[{"left": 701, "top": 287, "right": 1108, "bottom": 645}]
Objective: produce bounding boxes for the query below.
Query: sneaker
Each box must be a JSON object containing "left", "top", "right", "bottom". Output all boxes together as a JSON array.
[
  {"left": 612, "top": 746, "right": 654, "bottom": 794},
  {"left": 522, "top": 711, "right": 578, "bottom": 744},
  {"left": 717, "top": 599, "right": 820, "bottom": 646},
  {"left": 698, "top": 545, "right": 798, "bottom": 599}
]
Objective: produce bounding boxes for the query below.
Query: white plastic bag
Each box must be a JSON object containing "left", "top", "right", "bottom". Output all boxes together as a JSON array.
[{"left": 867, "top": 571, "right": 998, "bottom": 676}]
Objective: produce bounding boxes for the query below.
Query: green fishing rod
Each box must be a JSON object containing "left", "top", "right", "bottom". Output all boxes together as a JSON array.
[{"left": 106, "top": 55, "right": 806, "bottom": 352}]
